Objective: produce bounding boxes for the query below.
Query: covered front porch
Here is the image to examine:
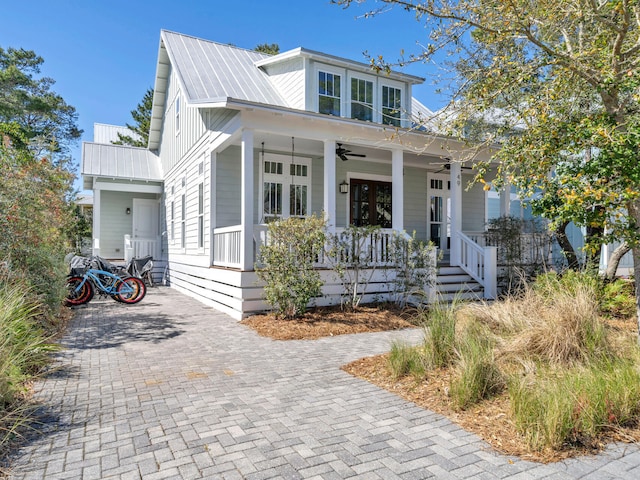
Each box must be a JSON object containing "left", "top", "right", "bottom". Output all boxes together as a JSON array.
[{"left": 207, "top": 123, "right": 503, "bottom": 304}]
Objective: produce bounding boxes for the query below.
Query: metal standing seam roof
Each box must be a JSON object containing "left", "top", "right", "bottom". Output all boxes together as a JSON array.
[
  {"left": 82, "top": 142, "right": 163, "bottom": 181},
  {"left": 161, "top": 30, "right": 288, "bottom": 107}
]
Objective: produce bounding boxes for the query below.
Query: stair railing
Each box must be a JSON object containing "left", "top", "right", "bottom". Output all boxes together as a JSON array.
[{"left": 453, "top": 232, "right": 497, "bottom": 299}]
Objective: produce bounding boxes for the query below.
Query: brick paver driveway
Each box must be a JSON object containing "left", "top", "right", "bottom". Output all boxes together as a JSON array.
[{"left": 7, "top": 288, "right": 640, "bottom": 479}]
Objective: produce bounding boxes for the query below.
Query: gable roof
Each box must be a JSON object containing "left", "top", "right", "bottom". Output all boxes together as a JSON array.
[
  {"left": 162, "top": 30, "right": 288, "bottom": 107},
  {"left": 82, "top": 142, "right": 163, "bottom": 189},
  {"left": 148, "top": 30, "right": 429, "bottom": 150}
]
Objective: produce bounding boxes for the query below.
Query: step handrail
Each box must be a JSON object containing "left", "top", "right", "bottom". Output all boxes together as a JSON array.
[{"left": 455, "top": 232, "right": 497, "bottom": 299}]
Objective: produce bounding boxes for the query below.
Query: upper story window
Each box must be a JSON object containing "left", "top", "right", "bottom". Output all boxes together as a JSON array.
[
  {"left": 318, "top": 71, "right": 341, "bottom": 116},
  {"left": 382, "top": 86, "right": 402, "bottom": 126},
  {"left": 351, "top": 78, "right": 373, "bottom": 122}
]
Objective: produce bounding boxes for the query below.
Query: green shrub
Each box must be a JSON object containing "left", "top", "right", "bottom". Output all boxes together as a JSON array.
[
  {"left": 388, "top": 341, "right": 427, "bottom": 380},
  {"left": 450, "top": 322, "right": 503, "bottom": 410},
  {"left": 601, "top": 279, "right": 636, "bottom": 318},
  {"left": 256, "top": 215, "right": 326, "bottom": 319}
]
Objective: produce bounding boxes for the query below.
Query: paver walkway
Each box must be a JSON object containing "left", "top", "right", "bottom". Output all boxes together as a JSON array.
[{"left": 7, "top": 288, "right": 640, "bottom": 479}]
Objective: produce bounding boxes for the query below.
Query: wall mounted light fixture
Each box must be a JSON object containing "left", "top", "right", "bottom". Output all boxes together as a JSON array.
[
  {"left": 339, "top": 180, "right": 349, "bottom": 194},
  {"left": 126, "top": 207, "right": 131, "bottom": 215}
]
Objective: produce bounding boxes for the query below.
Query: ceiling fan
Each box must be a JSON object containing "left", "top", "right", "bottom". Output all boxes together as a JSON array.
[
  {"left": 336, "top": 143, "right": 366, "bottom": 161},
  {"left": 434, "top": 159, "right": 473, "bottom": 173}
]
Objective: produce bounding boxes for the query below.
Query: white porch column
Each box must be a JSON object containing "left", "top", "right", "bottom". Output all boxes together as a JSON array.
[
  {"left": 323, "top": 140, "right": 336, "bottom": 233},
  {"left": 449, "top": 161, "right": 463, "bottom": 266},
  {"left": 499, "top": 175, "right": 511, "bottom": 217},
  {"left": 241, "top": 129, "right": 254, "bottom": 271},
  {"left": 92, "top": 185, "right": 101, "bottom": 256},
  {"left": 391, "top": 149, "right": 404, "bottom": 232}
]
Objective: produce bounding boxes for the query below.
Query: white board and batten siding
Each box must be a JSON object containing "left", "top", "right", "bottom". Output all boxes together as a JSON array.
[
  {"left": 262, "top": 58, "right": 306, "bottom": 110},
  {"left": 157, "top": 66, "right": 236, "bottom": 174}
]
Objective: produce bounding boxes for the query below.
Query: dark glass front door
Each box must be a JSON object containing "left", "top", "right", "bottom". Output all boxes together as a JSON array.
[{"left": 350, "top": 179, "right": 392, "bottom": 228}]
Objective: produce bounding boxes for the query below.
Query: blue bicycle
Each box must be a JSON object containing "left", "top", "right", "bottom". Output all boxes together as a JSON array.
[{"left": 65, "top": 256, "right": 146, "bottom": 306}]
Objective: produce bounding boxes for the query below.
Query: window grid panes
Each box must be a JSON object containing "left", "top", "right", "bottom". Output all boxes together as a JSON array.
[
  {"left": 319, "top": 71, "right": 341, "bottom": 116},
  {"left": 382, "top": 86, "right": 402, "bottom": 126},
  {"left": 289, "top": 185, "right": 308, "bottom": 217},
  {"left": 289, "top": 164, "right": 308, "bottom": 177},
  {"left": 264, "top": 161, "right": 283, "bottom": 175},
  {"left": 351, "top": 78, "right": 373, "bottom": 121},
  {"left": 263, "top": 182, "right": 282, "bottom": 218}
]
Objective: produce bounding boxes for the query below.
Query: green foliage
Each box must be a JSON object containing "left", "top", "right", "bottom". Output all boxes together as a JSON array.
[
  {"left": 486, "top": 216, "right": 553, "bottom": 290},
  {"left": 256, "top": 215, "right": 326, "bottom": 318},
  {"left": 0, "top": 46, "right": 81, "bottom": 159},
  {"left": 450, "top": 322, "right": 503, "bottom": 410},
  {"left": 0, "top": 46, "right": 80, "bottom": 317},
  {"left": 113, "top": 87, "right": 153, "bottom": 147},
  {"left": 509, "top": 359, "right": 640, "bottom": 451},
  {"left": 326, "top": 224, "right": 382, "bottom": 310},
  {"left": 387, "top": 232, "right": 437, "bottom": 307},
  {"left": 388, "top": 341, "right": 427, "bottom": 380},
  {"left": 601, "top": 279, "right": 637, "bottom": 318},
  {"left": 0, "top": 147, "right": 75, "bottom": 314},
  {"left": 0, "top": 281, "right": 57, "bottom": 451},
  {"left": 333, "top": 0, "right": 640, "bottom": 337},
  {"left": 254, "top": 43, "right": 280, "bottom": 55},
  {"left": 421, "top": 300, "right": 459, "bottom": 369}
]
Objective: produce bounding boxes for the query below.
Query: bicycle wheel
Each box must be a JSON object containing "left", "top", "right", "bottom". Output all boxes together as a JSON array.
[
  {"left": 65, "top": 276, "right": 94, "bottom": 306},
  {"left": 116, "top": 277, "right": 146, "bottom": 304}
]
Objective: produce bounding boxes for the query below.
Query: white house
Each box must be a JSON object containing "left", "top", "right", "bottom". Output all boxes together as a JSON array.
[{"left": 82, "top": 30, "right": 512, "bottom": 319}]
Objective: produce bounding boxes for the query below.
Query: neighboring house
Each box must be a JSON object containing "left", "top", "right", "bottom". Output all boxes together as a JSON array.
[{"left": 82, "top": 30, "right": 515, "bottom": 319}]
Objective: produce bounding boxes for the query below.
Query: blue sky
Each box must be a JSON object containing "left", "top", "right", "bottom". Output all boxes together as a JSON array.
[{"left": 1, "top": 0, "right": 449, "bottom": 190}]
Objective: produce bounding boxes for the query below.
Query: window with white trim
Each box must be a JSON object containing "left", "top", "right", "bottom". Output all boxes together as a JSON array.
[
  {"left": 382, "top": 85, "right": 402, "bottom": 126},
  {"left": 261, "top": 153, "right": 311, "bottom": 222},
  {"left": 318, "top": 71, "right": 341, "bottom": 116},
  {"left": 351, "top": 77, "right": 373, "bottom": 122}
]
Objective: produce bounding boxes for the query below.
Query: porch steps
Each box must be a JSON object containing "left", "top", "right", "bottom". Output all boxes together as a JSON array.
[{"left": 435, "top": 265, "right": 484, "bottom": 302}]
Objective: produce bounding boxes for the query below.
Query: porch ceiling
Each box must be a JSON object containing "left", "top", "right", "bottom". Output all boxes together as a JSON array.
[{"left": 230, "top": 131, "right": 459, "bottom": 171}]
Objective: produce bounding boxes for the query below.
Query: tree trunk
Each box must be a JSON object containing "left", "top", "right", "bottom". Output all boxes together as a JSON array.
[
  {"left": 585, "top": 206, "right": 605, "bottom": 269},
  {"left": 553, "top": 220, "right": 580, "bottom": 270},
  {"left": 603, "top": 242, "right": 631, "bottom": 282}
]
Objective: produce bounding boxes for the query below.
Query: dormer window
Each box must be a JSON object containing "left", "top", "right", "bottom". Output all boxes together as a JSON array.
[
  {"left": 318, "top": 71, "right": 341, "bottom": 116},
  {"left": 351, "top": 78, "right": 373, "bottom": 122},
  {"left": 382, "top": 85, "right": 402, "bottom": 126}
]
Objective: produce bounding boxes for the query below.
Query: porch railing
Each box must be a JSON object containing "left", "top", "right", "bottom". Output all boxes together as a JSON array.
[
  {"left": 124, "top": 235, "right": 159, "bottom": 263},
  {"left": 212, "top": 226, "right": 242, "bottom": 268},
  {"left": 212, "top": 225, "right": 401, "bottom": 269},
  {"left": 465, "top": 231, "right": 553, "bottom": 267},
  {"left": 454, "top": 232, "right": 497, "bottom": 299}
]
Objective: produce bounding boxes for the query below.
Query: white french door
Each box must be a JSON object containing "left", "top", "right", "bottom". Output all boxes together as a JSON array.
[{"left": 427, "top": 173, "right": 451, "bottom": 252}]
